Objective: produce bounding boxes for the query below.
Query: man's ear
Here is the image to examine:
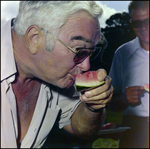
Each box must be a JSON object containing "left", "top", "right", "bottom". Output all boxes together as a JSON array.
[{"left": 25, "top": 25, "right": 43, "bottom": 55}]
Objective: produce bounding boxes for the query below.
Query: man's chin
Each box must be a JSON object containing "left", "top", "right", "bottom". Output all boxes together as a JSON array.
[
  {"left": 57, "top": 80, "right": 75, "bottom": 89},
  {"left": 66, "top": 82, "right": 74, "bottom": 89},
  {"left": 65, "top": 79, "right": 75, "bottom": 88}
]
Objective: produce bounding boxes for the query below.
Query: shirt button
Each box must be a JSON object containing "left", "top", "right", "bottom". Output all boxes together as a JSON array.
[{"left": 9, "top": 77, "right": 15, "bottom": 82}]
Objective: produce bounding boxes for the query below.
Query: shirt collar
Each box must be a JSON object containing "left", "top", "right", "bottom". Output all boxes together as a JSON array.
[
  {"left": 127, "top": 37, "right": 142, "bottom": 59},
  {"left": 1, "top": 19, "right": 17, "bottom": 82},
  {"left": 1, "top": 19, "right": 51, "bottom": 90}
]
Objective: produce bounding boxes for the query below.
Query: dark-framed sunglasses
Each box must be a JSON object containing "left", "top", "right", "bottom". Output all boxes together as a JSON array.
[
  {"left": 130, "top": 18, "right": 149, "bottom": 29},
  {"left": 41, "top": 28, "right": 102, "bottom": 64}
]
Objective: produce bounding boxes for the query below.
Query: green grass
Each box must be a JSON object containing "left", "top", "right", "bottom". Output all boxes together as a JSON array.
[
  {"left": 105, "top": 108, "right": 124, "bottom": 124},
  {"left": 92, "top": 109, "right": 124, "bottom": 148},
  {"left": 92, "top": 138, "right": 119, "bottom": 148}
]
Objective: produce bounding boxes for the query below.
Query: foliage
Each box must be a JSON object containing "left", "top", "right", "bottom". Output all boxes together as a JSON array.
[
  {"left": 106, "top": 12, "right": 131, "bottom": 27},
  {"left": 90, "top": 12, "right": 136, "bottom": 74}
]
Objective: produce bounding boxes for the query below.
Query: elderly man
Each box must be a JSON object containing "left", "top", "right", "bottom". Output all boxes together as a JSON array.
[{"left": 1, "top": 1, "right": 113, "bottom": 148}]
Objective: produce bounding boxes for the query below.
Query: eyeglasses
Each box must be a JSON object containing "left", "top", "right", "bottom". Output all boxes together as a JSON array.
[
  {"left": 41, "top": 28, "right": 100, "bottom": 64},
  {"left": 130, "top": 18, "right": 149, "bottom": 29}
]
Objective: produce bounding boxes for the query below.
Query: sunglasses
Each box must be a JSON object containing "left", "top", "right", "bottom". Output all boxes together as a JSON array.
[
  {"left": 130, "top": 18, "right": 149, "bottom": 29},
  {"left": 41, "top": 28, "right": 101, "bottom": 64}
]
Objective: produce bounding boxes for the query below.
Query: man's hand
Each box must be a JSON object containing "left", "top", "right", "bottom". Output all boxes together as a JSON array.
[
  {"left": 63, "top": 69, "right": 113, "bottom": 140},
  {"left": 125, "top": 86, "right": 144, "bottom": 105},
  {"left": 79, "top": 69, "right": 114, "bottom": 110}
]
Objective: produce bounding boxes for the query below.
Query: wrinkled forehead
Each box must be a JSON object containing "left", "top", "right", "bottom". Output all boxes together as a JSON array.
[{"left": 59, "top": 11, "right": 101, "bottom": 44}]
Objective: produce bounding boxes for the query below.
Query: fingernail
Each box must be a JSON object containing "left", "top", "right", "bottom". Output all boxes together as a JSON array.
[
  {"left": 98, "top": 74, "right": 105, "bottom": 81},
  {"left": 81, "top": 95, "right": 87, "bottom": 101}
]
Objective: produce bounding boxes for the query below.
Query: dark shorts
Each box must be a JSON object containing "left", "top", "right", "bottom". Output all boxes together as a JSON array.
[{"left": 119, "top": 115, "right": 149, "bottom": 148}]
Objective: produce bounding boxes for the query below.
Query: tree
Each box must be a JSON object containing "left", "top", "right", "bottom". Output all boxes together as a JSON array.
[{"left": 90, "top": 12, "right": 136, "bottom": 73}]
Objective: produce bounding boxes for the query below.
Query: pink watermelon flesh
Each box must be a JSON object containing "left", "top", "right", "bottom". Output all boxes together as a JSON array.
[
  {"left": 144, "top": 83, "right": 149, "bottom": 92},
  {"left": 101, "top": 123, "right": 116, "bottom": 130},
  {"left": 75, "top": 71, "right": 105, "bottom": 92}
]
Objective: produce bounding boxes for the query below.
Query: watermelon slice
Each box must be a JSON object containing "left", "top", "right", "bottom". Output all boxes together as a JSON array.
[
  {"left": 75, "top": 71, "right": 105, "bottom": 92},
  {"left": 144, "top": 83, "right": 149, "bottom": 92},
  {"left": 101, "top": 123, "right": 116, "bottom": 130}
]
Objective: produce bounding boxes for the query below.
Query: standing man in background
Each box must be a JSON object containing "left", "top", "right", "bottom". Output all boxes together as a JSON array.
[{"left": 108, "top": 1, "right": 149, "bottom": 148}]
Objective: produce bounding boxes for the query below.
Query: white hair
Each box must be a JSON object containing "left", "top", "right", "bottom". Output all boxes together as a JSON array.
[{"left": 13, "top": 1, "right": 103, "bottom": 51}]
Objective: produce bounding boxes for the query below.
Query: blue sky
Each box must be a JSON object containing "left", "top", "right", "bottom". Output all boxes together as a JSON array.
[
  {"left": 101, "top": 1, "right": 130, "bottom": 12},
  {"left": 1, "top": 1, "right": 131, "bottom": 28},
  {"left": 96, "top": 1, "right": 131, "bottom": 27}
]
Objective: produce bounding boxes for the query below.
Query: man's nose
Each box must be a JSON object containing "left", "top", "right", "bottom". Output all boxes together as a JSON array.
[
  {"left": 141, "top": 22, "right": 148, "bottom": 30},
  {"left": 77, "top": 56, "right": 90, "bottom": 71}
]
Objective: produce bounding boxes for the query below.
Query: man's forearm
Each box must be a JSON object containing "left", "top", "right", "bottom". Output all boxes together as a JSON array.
[{"left": 70, "top": 102, "right": 106, "bottom": 140}]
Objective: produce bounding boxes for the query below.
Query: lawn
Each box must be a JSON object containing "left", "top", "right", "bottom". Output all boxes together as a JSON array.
[{"left": 92, "top": 108, "right": 124, "bottom": 148}]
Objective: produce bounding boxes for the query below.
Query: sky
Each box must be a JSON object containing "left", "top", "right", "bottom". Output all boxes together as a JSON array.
[{"left": 1, "top": 1, "right": 131, "bottom": 28}]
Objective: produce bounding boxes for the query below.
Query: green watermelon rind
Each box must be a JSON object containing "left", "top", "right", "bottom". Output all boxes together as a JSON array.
[
  {"left": 75, "top": 81, "right": 105, "bottom": 92},
  {"left": 144, "top": 84, "right": 149, "bottom": 92}
]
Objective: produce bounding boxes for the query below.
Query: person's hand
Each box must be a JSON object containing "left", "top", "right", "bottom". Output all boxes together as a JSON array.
[
  {"left": 80, "top": 69, "right": 114, "bottom": 110},
  {"left": 125, "top": 86, "right": 144, "bottom": 105}
]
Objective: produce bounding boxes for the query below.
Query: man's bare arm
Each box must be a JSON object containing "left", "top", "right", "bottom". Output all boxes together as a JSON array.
[{"left": 63, "top": 102, "right": 106, "bottom": 141}]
